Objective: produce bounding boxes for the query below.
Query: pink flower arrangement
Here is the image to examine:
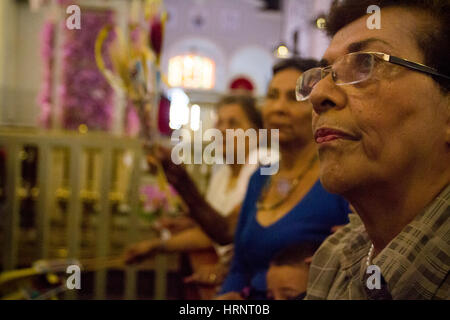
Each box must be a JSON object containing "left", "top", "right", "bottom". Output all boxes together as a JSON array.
[
  {"left": 38, "top": 7, "right": 116, "bottom": 131},
  {"left": 59, "top": 10, "right": 115, "bottom": 131},
  {"left": 139, "top": 184, "right": 180, "bottom": 221},
  {"left": 38, "top": 1, "right": 169, "bottom": 135}
]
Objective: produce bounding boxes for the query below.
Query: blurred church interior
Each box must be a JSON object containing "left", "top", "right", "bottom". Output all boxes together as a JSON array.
[{"left": 0, "top": 0, "right": 332, "bottom": 299}]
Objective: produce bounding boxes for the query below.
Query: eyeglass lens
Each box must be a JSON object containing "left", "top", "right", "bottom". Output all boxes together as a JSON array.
[{"left": 296, "top": 52, "right": 375, "bottom": 101}]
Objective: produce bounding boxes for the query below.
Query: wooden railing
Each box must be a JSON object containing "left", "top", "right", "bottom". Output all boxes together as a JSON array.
[{"left": 0, "top": 127, "right": 176, "bottom": 299}]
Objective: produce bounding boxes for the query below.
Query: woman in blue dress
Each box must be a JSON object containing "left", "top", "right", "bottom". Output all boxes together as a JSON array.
[{"left": 217, "top": 58, "right": 350, "bottom": 299}]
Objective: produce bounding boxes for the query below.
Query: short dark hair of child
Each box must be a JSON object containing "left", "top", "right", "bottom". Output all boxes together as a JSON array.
[{"left": 271, "top": 242, "right": 322, "bottom": 268}]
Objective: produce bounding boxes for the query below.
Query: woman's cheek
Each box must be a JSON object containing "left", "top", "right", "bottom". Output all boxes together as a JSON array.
[{"left": 295, "top": 111, "right": 313, "bottom": 135}]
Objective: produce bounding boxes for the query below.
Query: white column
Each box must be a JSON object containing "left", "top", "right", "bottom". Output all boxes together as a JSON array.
[{"left": 0, "top": 0, "right": 19, "bottom": 125}]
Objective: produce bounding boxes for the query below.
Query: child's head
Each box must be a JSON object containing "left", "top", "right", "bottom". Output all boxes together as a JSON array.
[{"left": 266, "top": 242, "right": 321, "bottom": 300}]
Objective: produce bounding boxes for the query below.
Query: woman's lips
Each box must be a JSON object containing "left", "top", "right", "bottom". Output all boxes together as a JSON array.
[
  {"left": 316, "top": 134, "right": 341, "bottom": 143},
  {"left": 314, "top": 127, "right": 358, "bottom": 144}
]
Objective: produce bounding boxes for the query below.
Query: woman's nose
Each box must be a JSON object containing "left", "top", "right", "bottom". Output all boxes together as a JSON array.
[
  {"left": 268, "top": 96, "right": 287, "bottom": 114},
  {"left": 309, "top": 77, "right": 346, "bottom": 114}
]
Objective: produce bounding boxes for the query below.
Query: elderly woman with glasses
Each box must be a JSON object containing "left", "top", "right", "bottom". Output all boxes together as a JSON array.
[{"left": 299, "top": 0, "right": 450, "bottom": 300}]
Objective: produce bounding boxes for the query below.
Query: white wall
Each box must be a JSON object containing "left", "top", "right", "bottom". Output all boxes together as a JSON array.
[
  {"left": 0, "top": 0, "right": 19, "bottom": 125},
  {"left": 162, "top": 0, "right": 282, "bottom": 96},
  {"left": 228, "top": 46, "right": 274, "bottom": 95},
  {"left": 282, "top": 0, "right": 332, "bottom": 60},
  {"left": 0, "top": 0, "right": 45, "bottom": 127}
]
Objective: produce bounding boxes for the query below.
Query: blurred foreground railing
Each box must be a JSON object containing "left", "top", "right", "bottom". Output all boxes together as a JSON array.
[{"left": 0, "top": 127, "right": 176, "bottom": 299}]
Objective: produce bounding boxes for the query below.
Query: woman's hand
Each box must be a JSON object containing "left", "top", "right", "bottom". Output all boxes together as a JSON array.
[
  {"left": 123, "top": 239, "right": 163, "bottom": 265},
  {"left": 215, "top": 291, "right": 244, "bottom": 300},
  {"left": 148, "top": 145, "right": 231, "bottom": 245},
  {"left": 147, "top": 145, "right": 195, "bottom": 194},
  {"left": 184, "top": 263, "right": 228, "bottom": 286},
  {"left": 331, "top": 225, "right": 346, "bottom": 233}
]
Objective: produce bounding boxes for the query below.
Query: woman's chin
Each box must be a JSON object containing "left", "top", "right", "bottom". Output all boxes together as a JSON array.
[{"left": 319, "top": 166, "right": 354, "bottom": 196}]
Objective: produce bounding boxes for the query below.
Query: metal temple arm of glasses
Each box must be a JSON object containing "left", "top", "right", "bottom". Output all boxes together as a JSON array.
[{"left": 387, "top": 55, "right": 450, "bottom": 80}]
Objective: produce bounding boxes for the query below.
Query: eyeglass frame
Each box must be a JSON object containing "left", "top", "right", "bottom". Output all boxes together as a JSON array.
[{"left": 295, "top": 51, "right": 450, "bottom": 101}]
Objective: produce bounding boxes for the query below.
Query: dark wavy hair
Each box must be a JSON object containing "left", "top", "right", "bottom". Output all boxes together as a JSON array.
[
  {"left": 326, "top": 0, "right": 450, "bottom": 92},
  {"left": 272, "top": 58, "right": 319, "bottom": 75},
  {"left": 271, "top": 242, "right": 322, "bottom": 267},
  {"left": 217, "top": 94, "right": 263, "bottom": 129}
]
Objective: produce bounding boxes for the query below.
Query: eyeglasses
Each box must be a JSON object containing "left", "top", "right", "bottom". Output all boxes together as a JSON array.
[{"left": 295, "top": 51, "right": 450, "bottom": 101}]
